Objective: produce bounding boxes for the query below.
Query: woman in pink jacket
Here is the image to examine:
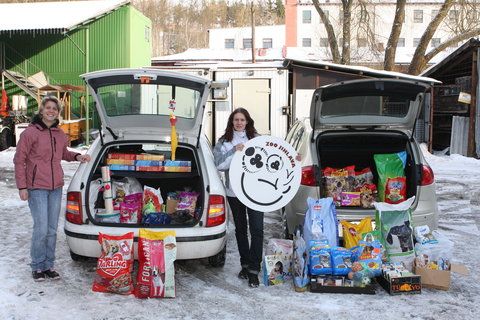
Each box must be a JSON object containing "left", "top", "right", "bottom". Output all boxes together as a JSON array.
[{"left": 14, "top": 96, "right": 90, "bottom": 282}]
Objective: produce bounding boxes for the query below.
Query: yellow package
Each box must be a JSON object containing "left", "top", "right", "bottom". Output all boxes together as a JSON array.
[{"left": 340, "top": 218, "right": 373, "bottom": 249}]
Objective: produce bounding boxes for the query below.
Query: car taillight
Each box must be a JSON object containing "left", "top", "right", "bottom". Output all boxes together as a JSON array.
[
  {"left": 206, "top": 195, "right": 226, "bottom": 227},
  {"left": 421, "top": 165, "right": 435, "bottom": 186},
  {"left": 66, "top": 191, "right": 83, "bottom": 225},
  {"left": 301, "top": 166, "right": 318, "bottom": 186}
]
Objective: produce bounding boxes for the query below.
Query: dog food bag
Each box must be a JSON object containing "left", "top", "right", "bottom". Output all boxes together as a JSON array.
[
  {"left": 361, "top": 229, "right": 388, "bottom": 262},
  {"left": 359, "top": 184, "right": 378, "bottom": 208},
  {"left": 92, "top": 232, "right": 134, "bottom": 295},
  {"left": 374, "top": 197, "right": 415, "bottom": 270},
  {"left": 340, "top": 217, "right": 373, "bottom": 249},
  {"left": 374, "top": 151, "right": 406, "bottom": 201},
  {"left": 324, "top": 166, "right": 355, "bottom": 206},
  {"left": 355, "top": 240, "right": 382, "bottom": 276},
  {"left": 143, "top": 186, "right": 163, "bottom": 214},
  {"left": 135, "top": 229, "right": 177, "bottom": 299},
  {"left": 385, "top": 177, "right": 407, "bottom": 204},
  {"left": 303, "top": 197, "right": 339, "bottom": 248}
]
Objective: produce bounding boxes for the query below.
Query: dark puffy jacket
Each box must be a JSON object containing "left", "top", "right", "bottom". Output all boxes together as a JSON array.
[{"left": 14, "top": 115, "right": 79, "bottom": 190}]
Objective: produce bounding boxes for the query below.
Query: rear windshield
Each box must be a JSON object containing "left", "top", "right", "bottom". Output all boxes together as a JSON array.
[
  {"left": 321, "top": 95, "right": 415, "bottom": 119},
  {"left": 97, "top": 83, "right": 202, "bottom": 119}
]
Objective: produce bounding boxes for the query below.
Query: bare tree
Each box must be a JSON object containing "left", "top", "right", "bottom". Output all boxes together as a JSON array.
[
  {"left": 384, "top": 0, "right": 406, "bottom": 71},
  {"left": 312, "top": 0, "right": 341, "bottom": 63}
]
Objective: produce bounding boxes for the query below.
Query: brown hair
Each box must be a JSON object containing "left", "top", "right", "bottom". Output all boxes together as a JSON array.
[
  {"left": 220, "top": 107, "right": 257, "bottom": 142},
  {"left": 38, "top": 95, "right": 63, "bottom": 118}
]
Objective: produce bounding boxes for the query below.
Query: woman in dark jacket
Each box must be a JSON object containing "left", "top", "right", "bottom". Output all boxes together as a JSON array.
[{"left": 14, "top": 96, "right": 90, "bottom": 281}]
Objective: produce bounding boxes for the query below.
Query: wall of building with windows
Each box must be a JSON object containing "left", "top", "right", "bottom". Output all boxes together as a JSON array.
[{"left": 208, "top": 25, "right": 285, "bottom": 50}]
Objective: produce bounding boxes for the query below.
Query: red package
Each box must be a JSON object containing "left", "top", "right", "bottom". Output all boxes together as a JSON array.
[
  {"left": 323, "top": 165, "right": 355, "bottom": 205},
  {"left": 120, "top": 202, "right": 141, "bottom": 224},
  {"left": 385, "top": 177, "right": 407, "bottom": 204},
  {"left": 92, "top": 232, "right": 134, "bottom": 295}
]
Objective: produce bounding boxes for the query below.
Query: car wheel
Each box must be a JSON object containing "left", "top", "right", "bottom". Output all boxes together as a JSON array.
[
  {"left": 0, "top": 128, "right": 13, "bottom": 151},
  {"left": 208, "top": 245, "right": 226, "bottom": 267},
  {"left": 281, "top": 208, "right": 293, "bottom": 240},
  {"left": 70, "top": 250, "right": 90, "bottom": 262}
]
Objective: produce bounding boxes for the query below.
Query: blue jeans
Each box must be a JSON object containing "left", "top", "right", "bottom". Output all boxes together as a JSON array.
[
  {"left": 227, "top": 197, "right": 264, "bottom": 274},
  {"left": 27, "top": 188, "right": 62, "bottom": 271}
]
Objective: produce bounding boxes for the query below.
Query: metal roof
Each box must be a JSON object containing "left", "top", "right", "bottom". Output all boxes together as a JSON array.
[{"left": 0, "top": 0, "right": 129, "bottom": 33}]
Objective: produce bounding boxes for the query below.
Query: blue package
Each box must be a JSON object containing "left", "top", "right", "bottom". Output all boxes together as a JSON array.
[
  {"left": 303, "top": 197, "right": 339, "bottom": 248},
  {"left": 141, "top": 212, "right": 171, "bottom": 225},
  {"left": 310, "top": 246, "right": 332, "bottom": 275},
  {"left": 331, "top": 247, "right": 353, "bottom": 275},
  {"left": 356, "top": 240, "right": 382, "bottom": 276}
]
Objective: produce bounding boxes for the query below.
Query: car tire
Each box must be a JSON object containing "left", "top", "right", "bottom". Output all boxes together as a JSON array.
[
  {"left": 0, "top": 128, "right": 13, "bottom": 151},
  {"left": 208, "top": 245, "right": 226, "bottom": 268},
  {"left": 70, "top": 250, "right": 90, "bottom": 262},
  {"left": 281, "top": 208, "right": 293, "bottom": 240}
]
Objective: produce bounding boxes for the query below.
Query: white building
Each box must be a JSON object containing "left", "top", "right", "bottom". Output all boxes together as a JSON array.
[{"left": 207, "top": 0, "right": 474, "bottom": 66}]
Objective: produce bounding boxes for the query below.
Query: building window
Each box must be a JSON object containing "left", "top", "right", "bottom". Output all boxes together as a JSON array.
[
  {"left": 262, "top": 38, "right": 272, "bottom": 48},
  {"left": 225, "top": 39, "right": 234, "bottom": 49},
  {"left": 302, "top": 38, "right": 312, "bottom": 47},
  {"left": 414, "top": 10, "right": 423, "bottom": 23},
  {"left": 144, "top": 26, "right": 151, "bottom": 43},
  {"left": 449, "top": 10, "right": 458, "bottom": 23},
  {"left": 319, "top": 38, "right": 329, "bottom": 47},
  {"left": 303, "top": 10, "right": 311, "bottom": 24},
  {"left": 431, "top": 38, "right": 441, "bottom": 48},
  {"left": 358, "top": 38, "right": 367, "bottom": 47},
  {"left": 398, "top": 38, "right": 405, "bottom": 47},
  {"left": 243, "top": 38, "right": 252, "bottom": 49},
  {"left": 431, "top": 9, "right": 439, "bottom": 21},
  {"left": 413, "top": 38, "right": 421, "bottom": 47}
]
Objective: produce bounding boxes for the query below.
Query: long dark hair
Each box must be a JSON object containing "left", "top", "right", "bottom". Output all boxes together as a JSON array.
[{"left": 220, "top": 107, "right": 257, "bottom": 142}]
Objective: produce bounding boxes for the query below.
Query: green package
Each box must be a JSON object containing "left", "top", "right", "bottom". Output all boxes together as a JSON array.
[{"left": 374, "top": 151, "right": 406, "bottom": 201}]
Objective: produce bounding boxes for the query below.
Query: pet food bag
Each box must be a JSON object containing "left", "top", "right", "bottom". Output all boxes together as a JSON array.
[
  {"left": 340, "top": 217, "right": 373, "bottom": 249},
  {"left": 143, "top": 186, "right": 164, "bottom": 215},
  {"left": 266, "top": 239, "right": 293, "bottom": 279},
  {"left": 135, "top": 229, "right": 177, "bottom": 299},
  {"left": 309, "top": 245, "right": 332, "bottom": 275},
  {"left": 92, "top": 232, "right": 134, "bottom": 295},
  {"left": 292, "top": 229, "right": 309, "bottom": 292},
  {"left": 374, "top": 151, "right": 406, "bottom": 201},
  {"left": 355, "top": 240, "right": 382, "bottom": 276},
  {"left": 303, "top": 197, "right": 339, "bottom": 248},
  {"left": 323, "top": 166, "right": 355, "bottom": 206},
  {"left": 263, "top": 254, "right": 291, "bottom": 286},
  {"left": 331, "top": 247, "right": 353, "bottom": 276},
  {"left": 361, "top": 229, "right": 388, "bottom": 262},
  {"left": 374, "top": 197, "right": 415, "bottom": 270}
]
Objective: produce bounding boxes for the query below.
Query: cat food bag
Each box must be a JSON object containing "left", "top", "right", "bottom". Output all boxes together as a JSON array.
[
  {"left": 119, "top": 202, "right": 141, "bottom": 224},
  {"left": 331, "top": 247, "right": 353, "bottom": 276},
  {"left": 310, "top": 246, "right": 332, "bottom": 275},
  {"left": 135, "top": 229, "right": 177, "bottom": 299},
  {"left": 353, "top": 168, "right": 375, "bottom": 190},
  {"left": 340, "top": 217, "right": 373, "bottom": 249},
  {"left": 374, "top": 151, "right": 406, "bottom": 201},
  {"left": 341, "top": 192, "right": 361, "bottom": 206},
  {"left": 374, "top": 197, "right": 415, "bottom": 270},
  {"left": 385, "top": 177, "right": 407, "bottom": 204},
  {"left": 293, "top": 229, "right": 309, "bottom": 292},
  {"left": 303, "top": 197, "right": 339, "bottom": 248},
  {"left": 92, "top": 232, "right": 134, "bottom": 295},
  {"left": 176, "top": 192, "right": 199, "bottom": 216}
]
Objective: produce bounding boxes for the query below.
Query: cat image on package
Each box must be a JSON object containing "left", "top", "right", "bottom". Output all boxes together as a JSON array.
[
  {"left": 310, "top": 247, "right": 332, "bottom": 275},
  {"left": 331, "top": 247, "right": 353, "bottom": 276},
  {"left": 303, "top": 197, "right": 339, "bottom": 249}
]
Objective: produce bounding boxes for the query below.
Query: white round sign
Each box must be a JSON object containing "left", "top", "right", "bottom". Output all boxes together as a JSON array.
[{"left": 229, "top": 136, "right": 301, "bottom": 212}]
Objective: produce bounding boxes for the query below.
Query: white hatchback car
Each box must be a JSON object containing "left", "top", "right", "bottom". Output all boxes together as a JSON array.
[
  {"left": 64, "top": 68, "right": 228, "bottom": 266},
  {"left": 283, "top": 78, "right": 439, "bottom": 238}
]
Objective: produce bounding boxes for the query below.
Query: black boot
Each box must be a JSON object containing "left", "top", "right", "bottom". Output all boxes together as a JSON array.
[
  {"left": 238, "top": 267, "right": 249, "bottom": 280},
  {"left": 248, "top": 273, "right": 259, "bottom": 288}
]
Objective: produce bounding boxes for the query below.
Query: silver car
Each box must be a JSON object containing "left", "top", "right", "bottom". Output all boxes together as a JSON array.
[
  {"left": 283, "top": 78, "right": 439, "bottom": 238},
  {"left": 64, "top": 68, "right": 228, "bottom": 266}
]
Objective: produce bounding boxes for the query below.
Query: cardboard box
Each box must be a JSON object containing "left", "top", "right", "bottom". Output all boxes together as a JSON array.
[
  {"left": 309, "top": 275, "right": 376, "bottom": 295},
  {"left": 166, "top": 199, "right": 178, "bottom": 214},
  {"left": 377, "top": 275, "right": 421, "bottom": 295},
  {"left": 414, "top": 262, "right": 469, "bottom": 290}
]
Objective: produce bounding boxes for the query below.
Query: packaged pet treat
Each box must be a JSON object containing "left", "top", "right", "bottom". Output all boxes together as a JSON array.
[
  {"left": 323, "top": 166, "right": 355, "bottom": 206},
  {"left": 359, "top": 184, "right": 378, "bottom": 208},
  {"left": 331, "top": 247, "right": 353, "bottom": 276},
  {"left": 135, "top": 229, "right": 177, "bottom": 299},
  {"left": 355, "top": 240, "right": 382, "bottom": 276},
  {"left": 374, "top": 151, "right": 406, "bottom": 201},
  {"left": 124, "top": 192, "right": 143, "bottom": 205},
  {"left": 340, "top": 217, "right": 373, "bottom": 249},
  {"left": 385, "top": 177, "right": 407, "bottom": 204},
  {"left": 361, "top": 229, "right": 388, "bottom": 262},
  {"left": 374, "top": 197, "right": 416, "bottom": 270},
  {"left": 353, "top": 168, "right": 375, "bottom": 190},
  {"left": 340, "top": 192, "right": 361, "bottom": 206},
  {"left": 143, "top": 186, "right": 163, "bottom": 214},
  {"left": 175, "top": 192, "right": 199, "bottom": 216},
  {"left": 119, "top": 202, "right": 141, "bottom": 224},
  {"left": 414, "top": 225, "right": 438, "bottom": 245},
  {"left": 92, "top": 232, "right": 134, "bottom": 295},
  {"left": 303, "top": 197, "right": 339, "bottom": 248}
]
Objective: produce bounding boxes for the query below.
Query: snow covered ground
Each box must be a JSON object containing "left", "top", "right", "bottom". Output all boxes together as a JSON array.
[{"left": 0, "top": 145, "right": 478, "bottom": 320}]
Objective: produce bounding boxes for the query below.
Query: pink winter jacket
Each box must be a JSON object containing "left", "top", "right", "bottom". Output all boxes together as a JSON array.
[{"left": 14, "top": 116, "right": 79, "bottom": 190}]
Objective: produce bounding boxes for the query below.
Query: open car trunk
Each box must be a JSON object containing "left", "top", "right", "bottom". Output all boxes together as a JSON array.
[
  {"left": 316, "top": 130, "right": 421, "bottom": 211},
  {"left": 86, "top": 141, "right": 204, "bottom": 227}
]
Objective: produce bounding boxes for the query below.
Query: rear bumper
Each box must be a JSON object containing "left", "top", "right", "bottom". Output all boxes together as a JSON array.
[{"left": 64, "top": 221, "right": 227, "bottom": 260}]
